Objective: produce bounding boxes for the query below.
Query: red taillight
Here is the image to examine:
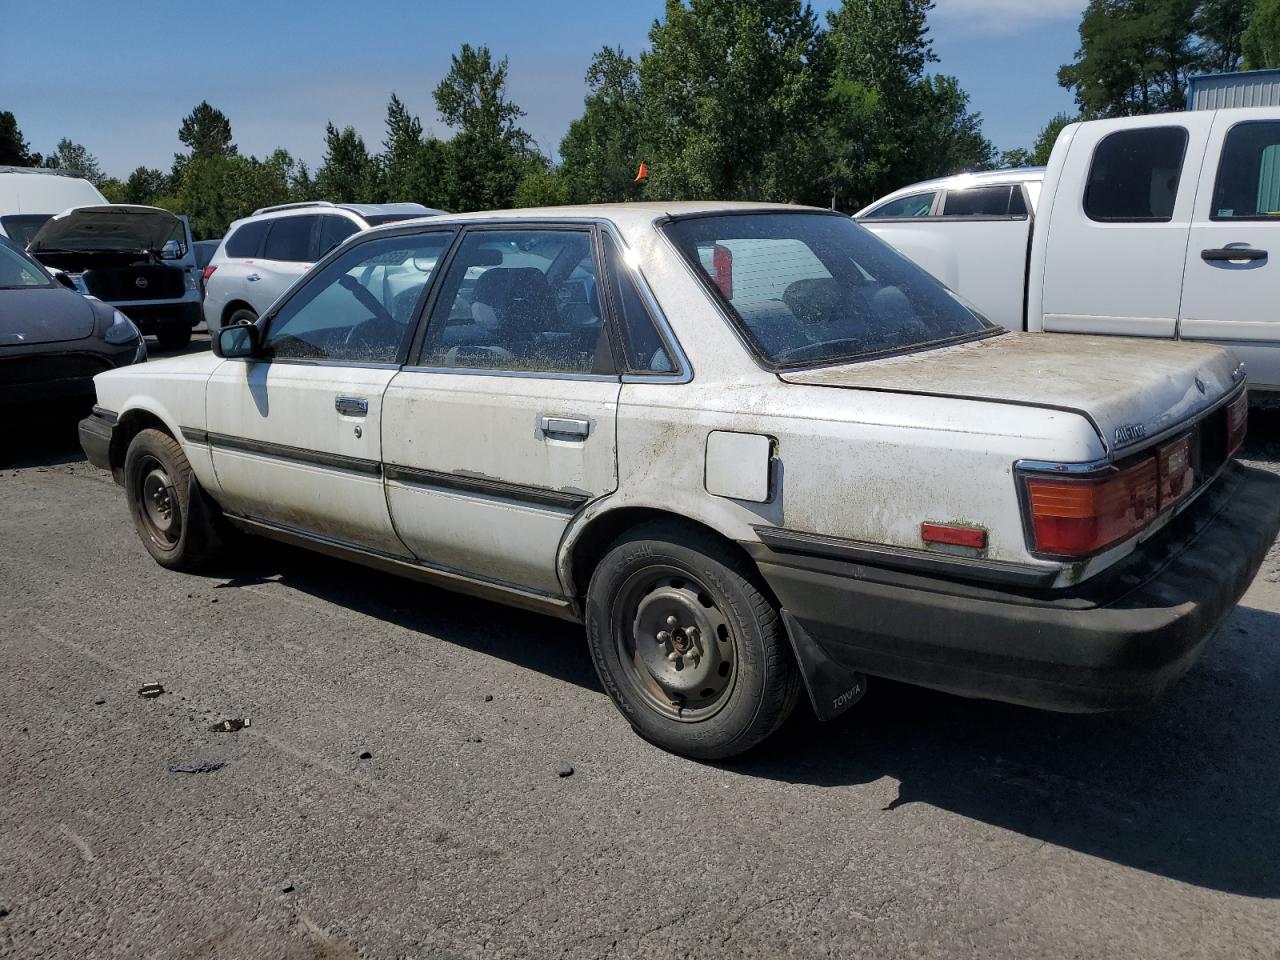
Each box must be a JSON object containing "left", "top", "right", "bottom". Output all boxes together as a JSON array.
[
  {"left": 1156, "top": 433, "right": 1193, "bottom": 509},
  {"left": 712, "top": 243, "right": 733, "bottom": 299},
  {"left": 202, "top": 264, "right": 217, "bottom": 282},
  {"left": 1026, "top": 458, "right": 1159, "bottom": 557},
  {"left": 1226, "top": 393, "right": 1248, "bottom": 454}
]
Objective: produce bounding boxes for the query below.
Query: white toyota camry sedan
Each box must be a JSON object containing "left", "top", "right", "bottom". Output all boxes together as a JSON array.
[{"left": 79, "top": 202, "right": 1280, "bottom": 759}]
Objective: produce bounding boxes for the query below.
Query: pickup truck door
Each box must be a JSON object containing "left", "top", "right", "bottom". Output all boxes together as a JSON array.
[
  {"left": 1179, "top": 111, "right": 1280, "bottom": 389},
  {"left": 205, "top": 229, "right": 454, "bottom": 554},
  {"left": 1038, "top": 113, "right": 1214, "bottom": 337},
  {"left": 381, "top": 225, "right": 620, "bottom": 596}
]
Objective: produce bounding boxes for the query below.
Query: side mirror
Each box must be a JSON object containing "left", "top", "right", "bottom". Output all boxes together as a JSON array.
[
  {"left": 53, "top": 271, "right": 77, "bottom": 290},
  {"left": 213, "top": 321, "right": 262, "bottom": 359}
]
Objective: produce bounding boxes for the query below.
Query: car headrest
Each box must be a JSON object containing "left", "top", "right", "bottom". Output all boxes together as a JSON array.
[{"left": 471, "top": 267, "right": 555, "bottom": 336}]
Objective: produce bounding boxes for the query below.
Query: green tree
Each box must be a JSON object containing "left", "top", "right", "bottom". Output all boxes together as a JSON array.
[
  {"left": 1000, "top": 112, "right": 1074, "bottom": 168},
  {"left": 379, "top": 93, "right": 449, "bottom": 208},
  {"left": 1059, "top": 0, "right": 1201, "bottom": 117},
  {"left": 822, "top": 0, "right": 994, "bottom": 208},
  {"left": 558, "top": 47, "right": 646, "bottom": 203},
  {"left": 513, "top": 166, "right": 571, "bottom": 207},
  {"left": 313, "top": 123, "right": 378, "bottom": 202},
  {"left": 0, "top": 111, "right": 39, "bottom": 166},
  {"left": 433, "top": 44, "right": 538, "bottom": 210},
  {"left": 639, "top": 0, "right": 828, "bottom": 203},
  {"left": 1197, "top": 0, "right": 1251, "bottom": 71},
  {"left": 169, "top": 153, "right": 296, "bottom": 239},
  {"left": 1244, "top": 0, "right": 1280, "bottom": 67},
  {"left": 178, "top": 101, "right": 237, "bottom": 160},
  {"left": 121, "top": 166, "right": 171, "bottom": 205},
  {"left": 43, "top": 138, "right": 106, "bottom": 186}
]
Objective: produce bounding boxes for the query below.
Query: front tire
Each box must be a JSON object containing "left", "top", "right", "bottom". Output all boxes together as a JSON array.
[
  {"left": 585, "top": 522, "right": 801, "bottom": 760},
  {"left": 226, "top": 307, "right": 257, "bottom": 330},
  {"left": 124, "top": 428, "right": 227, "bottom": 570}
]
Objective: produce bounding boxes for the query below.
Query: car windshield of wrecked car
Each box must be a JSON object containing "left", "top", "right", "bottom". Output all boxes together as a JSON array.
[
  {"left": 662, "top": 212, "right": 998, "bottom": 368},
  {"left": 0, "top": 242, "right": 54, "bottom": 288}
]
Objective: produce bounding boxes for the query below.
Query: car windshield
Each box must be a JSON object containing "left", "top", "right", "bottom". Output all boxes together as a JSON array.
[
  {"left": 1, "top": 214, "right": 52, "bottom": 247},
  {"left": 0, "top": 241, "right": 53, "bottom": 288},
  {"left": 663, "top": 212, "right": 997, "bottom": 368}
]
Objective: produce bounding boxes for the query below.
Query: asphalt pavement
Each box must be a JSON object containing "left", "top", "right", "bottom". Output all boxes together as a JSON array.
[{"left": 2, "top": 332, "right": 1279, "bottom": 959}]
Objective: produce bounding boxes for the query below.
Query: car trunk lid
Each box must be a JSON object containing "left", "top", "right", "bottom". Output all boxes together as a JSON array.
[{"left": 778, "top": 332, "right": 1243, "bottom": 455}]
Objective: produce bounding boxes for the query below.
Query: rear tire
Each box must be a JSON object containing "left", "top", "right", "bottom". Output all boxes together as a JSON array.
[
  {"left": 225, "top": 307, "right": 257, "bottom": 331},
  {"left": 123, "top": 428, "right": 228, "bottom": 571},
  {"left": 155, "top": 324, "right": 192, "bottom": 350},
  {"left": 585, "top": 522, "right": 801, "bottom": 760}
]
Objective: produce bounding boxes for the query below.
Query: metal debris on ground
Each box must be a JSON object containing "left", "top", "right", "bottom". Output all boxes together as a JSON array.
[
  {"left": 209, "top": 718, "right": 251, "bottom": 732},
  {"left": 138, "top": 683, "right": 164, "bottom": 699},
  {"left": 168, "top": 760, "right": 226, "bottom": 775}
]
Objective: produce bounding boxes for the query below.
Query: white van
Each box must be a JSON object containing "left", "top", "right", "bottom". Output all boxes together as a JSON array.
[
  {"left": 858, "top": 108, "right": 1280, "bottom": 391},
  {"left": 0, "top": 167, "right": 108, "bottom": 245}
]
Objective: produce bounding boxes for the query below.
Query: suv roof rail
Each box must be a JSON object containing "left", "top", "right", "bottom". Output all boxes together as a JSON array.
[{"left": 250, "top": 200, "right": 337, "bottom": 216}]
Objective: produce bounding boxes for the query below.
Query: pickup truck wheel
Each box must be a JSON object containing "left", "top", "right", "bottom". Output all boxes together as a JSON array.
[
  {"left": 155, "top": 324, "right": 192, "bottom": 350},
  {"left": 586, "top": 523, "right": 801, "bottom": 760},
  {"left": 123, "top": 428, "right": 227, "bottom": 571}
]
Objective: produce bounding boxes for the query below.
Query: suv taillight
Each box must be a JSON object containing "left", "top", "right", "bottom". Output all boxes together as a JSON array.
[{"left": 202, "top": 264, "right": 217, "bottom": 282}]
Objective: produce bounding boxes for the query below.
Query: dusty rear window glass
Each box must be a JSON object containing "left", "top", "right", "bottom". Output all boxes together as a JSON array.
[{"left": 663, "top": 213, "right": 996, "bottom": 369}]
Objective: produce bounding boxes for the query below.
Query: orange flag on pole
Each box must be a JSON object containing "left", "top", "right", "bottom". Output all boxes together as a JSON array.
[{"left": 634, "top": 161, "right": 649, "bottom": 183}]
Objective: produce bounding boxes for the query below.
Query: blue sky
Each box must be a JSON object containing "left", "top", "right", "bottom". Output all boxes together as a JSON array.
[{"left": 2, "top": 0, "right": 1085, "bottom": 179}]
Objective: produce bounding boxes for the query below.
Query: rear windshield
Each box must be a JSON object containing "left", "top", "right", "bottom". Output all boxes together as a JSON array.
[
  {"left": 1, "top": 214, "right": 52, "bottom": 247},
  {"left": 662, "top": 212, "right": 996, "bottom": 368}
]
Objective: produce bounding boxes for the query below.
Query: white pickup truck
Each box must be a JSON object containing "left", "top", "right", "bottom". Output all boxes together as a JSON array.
[{"left": 857, "top": 108, "right": 1280, "bottom": 391}]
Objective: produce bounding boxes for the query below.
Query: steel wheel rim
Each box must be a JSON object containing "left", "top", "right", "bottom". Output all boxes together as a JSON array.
[
  {"left": 612, "top": 565, "right": 738, "bottom": 721},
  {"left": 136, "top": 455, "right": 180, "bottom": 548}
]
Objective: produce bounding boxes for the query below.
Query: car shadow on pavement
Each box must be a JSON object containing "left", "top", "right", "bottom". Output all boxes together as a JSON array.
[
  {"left": 207, "top": 543, "right": 604, "bottom": 693},
  {"left": 1, "top": 409, "right": 88, "bottom": 469},
  {"left": 730, "top": 601, "right": 1280, "bottom": 899}
]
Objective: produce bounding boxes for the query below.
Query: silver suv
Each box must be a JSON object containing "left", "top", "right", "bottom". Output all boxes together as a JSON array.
[{"left": 202, "top": 201, "right": 443, "bottom": 331}]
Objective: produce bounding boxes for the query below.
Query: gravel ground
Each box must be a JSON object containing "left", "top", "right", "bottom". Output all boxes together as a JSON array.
[{"left": 1, "top": 369, "right": 1279, "bottom": 959}]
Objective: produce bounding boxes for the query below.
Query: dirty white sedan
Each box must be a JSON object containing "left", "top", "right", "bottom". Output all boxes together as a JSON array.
[{"left": 79, "top": 202, "right": 1280, "bottom": 759}]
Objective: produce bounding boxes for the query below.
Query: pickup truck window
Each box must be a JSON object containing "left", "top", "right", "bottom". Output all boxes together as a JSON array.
[
  {"left": 264, "top": 232, "right": 451, "bottom": 363},
  {"left": 1084, "top": 127, "right": 1188, "bottom": 223},
  {"left": 418, "top": 229, "right": 612, "bottom": 375},
  {"left": 1211, "top": 121, "right": 1280, "bottom": 220},
  {"left": 863, "top": 192, "right": 936, "bottom": 219},
  {"left": 664, "top": 212, "right": 996, "bottom": 369}
]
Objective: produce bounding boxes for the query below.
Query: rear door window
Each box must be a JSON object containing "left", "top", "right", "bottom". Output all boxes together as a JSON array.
[
  {"left": 263, "top": 215, "right": 318, "bottom": 262},
  {"left": 1211, "top": 121, "right": 1280, "bottom": 220},
  {"left": 600, "top": 232, "right": 676, "bottom": 374},
  {"left": 942, "top": 185, "right": 1019, "bottom": 217},
  {"left": 225, "top": 220, "right": 269, "bottom": 258},
  {"left": 1085, "top": 127, "right": 1189, "bottom": 222}
]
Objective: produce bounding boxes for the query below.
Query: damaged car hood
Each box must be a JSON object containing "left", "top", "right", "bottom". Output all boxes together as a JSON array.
[
  {"left": 779, "top": 333, "right": 1244, "bottom": 455},
  {"left": 28, "top": 205, "right": 183, "bottom": 254}
]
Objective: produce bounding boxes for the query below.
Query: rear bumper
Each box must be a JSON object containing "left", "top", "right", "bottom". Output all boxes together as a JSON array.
[
  {"left": 749, "top": 463, "right": 1280, "bottom": 713},
  {"left": 114, "top": 300, "right": 201, "bottom": 332}
]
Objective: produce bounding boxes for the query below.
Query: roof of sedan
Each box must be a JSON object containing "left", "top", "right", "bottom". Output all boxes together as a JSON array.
[{"left": 369, "top": 200, "right": 830, "bottom": 233}]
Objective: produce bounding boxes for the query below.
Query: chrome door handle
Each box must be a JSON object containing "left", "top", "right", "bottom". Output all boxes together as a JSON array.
[
  {"left": 335, "top": 396, "right": 368, "bottom": 417},
  {"left": 539, "top": 416, "right": 590, "bottom": 439},
  {"left": 246, "top": 273, "right": 261, "bottom": 281}
]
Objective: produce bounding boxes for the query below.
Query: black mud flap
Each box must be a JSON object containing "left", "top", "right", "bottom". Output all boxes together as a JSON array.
[{"left": 780, "top": 609, "right": 867, "bottom": 721}]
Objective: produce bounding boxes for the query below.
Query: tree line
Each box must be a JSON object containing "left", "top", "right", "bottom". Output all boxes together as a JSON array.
[{"left": 2, "top": 0, "right": 1277, "bottom": 239}]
